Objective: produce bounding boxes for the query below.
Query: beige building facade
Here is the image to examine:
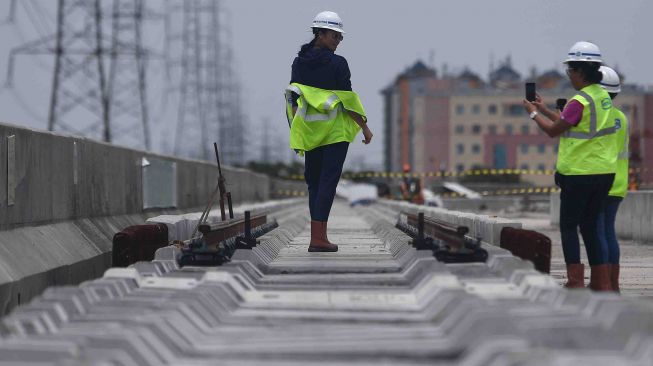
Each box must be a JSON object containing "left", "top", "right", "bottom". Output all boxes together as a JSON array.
[{"left": 382, "top": 60, "right": 653, "bottom": 187}]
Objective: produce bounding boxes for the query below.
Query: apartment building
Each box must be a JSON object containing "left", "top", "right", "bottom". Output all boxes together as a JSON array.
[{"left": 382, "top": 59, "right": 653, "bottom": 186}]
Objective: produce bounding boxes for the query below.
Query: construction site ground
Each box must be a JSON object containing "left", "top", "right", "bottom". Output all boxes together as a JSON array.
[{"left": 504, "top": 211, "right": 653, "bottom": 300}]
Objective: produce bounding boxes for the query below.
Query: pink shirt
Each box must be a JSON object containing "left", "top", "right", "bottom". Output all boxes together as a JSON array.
[{"left": 561, "top": 100, "right": 584, "bottom": 126}]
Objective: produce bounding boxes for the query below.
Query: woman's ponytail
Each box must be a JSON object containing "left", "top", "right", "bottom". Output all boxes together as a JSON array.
[{"left": 298, "top": 28, "right": 322, "bottom": 55}]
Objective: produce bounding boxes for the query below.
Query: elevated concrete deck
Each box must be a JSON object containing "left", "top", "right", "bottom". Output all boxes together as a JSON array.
[{"left": 2, "top": 201, "right": 653, "bottom": 365}]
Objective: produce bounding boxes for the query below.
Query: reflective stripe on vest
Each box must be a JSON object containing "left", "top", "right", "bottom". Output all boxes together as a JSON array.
[
  {"left": 556, "top": 84, "right": 617, "bottom": 175},
  {"left": 563, "top": 90, "right": 616, "bottom": 139},
  {"left": 285, "top": 83, "right": 366, "bottom": 153},
  {"left": 609, "top": 108, "right": 629, "bottom": 197},
  {"left": 617, "top": 112, "right": 629, "bottom": 160},
  {"left": 286, "top": 86, "right": 343, "bottom": 122}
]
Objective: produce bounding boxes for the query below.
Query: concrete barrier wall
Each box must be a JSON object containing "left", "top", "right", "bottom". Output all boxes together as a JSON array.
[
  {"left": 0, "top": 122, "right": 298, "bottom": 314},
  {"left": 442, "top": 197, "right": 523, "bottom": 212},
  {"left": 0, "top": 122, "right": 272, "bottom": 230},
  {"left": 0, "top": 212, "right": 166, "bottom": 314},
  {"left": 549, "top": 191, "right": 653, "bottom": 242}
]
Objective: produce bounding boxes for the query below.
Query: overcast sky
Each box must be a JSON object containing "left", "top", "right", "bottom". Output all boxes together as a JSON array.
[{"left": 1, "top": 0, "right": 652, "bottom": 170}]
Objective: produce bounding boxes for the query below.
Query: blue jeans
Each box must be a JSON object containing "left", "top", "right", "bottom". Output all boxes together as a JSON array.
[
  {"left": 556, "top": 172, "right": 614, "bottom": 266},
  {"left": 597, "top": 195, "right": 622, "bottom": 264},
  {"left": 304, "top": 142, "right": 349, "bottom": 221}
]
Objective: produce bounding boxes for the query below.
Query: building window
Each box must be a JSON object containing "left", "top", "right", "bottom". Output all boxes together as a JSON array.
[
  {"left": 505, "top": 104, "right": 525, "bottom": 116},
  {"left": 472, "top": 144, "right": 481, "bottom": 154},
  {"left": 538, "top": 144, "right": 546, "bottom": 154},
  {"left": 456, "top": 104, "right": 465, "bottom": 115},
  {"left": 455, "top": 125, "right": 464, "bottom": 134},
  {"left": 505, "top": 125, "right": 513, "bottom": 135},
  {"left": 520, "top": 164, "right": 529, "bottom": 170},
  {"left": 488, "top": 104, "right": 497, "bottom": 115},
  {"left": 472, "top": 124, "right": 481, "bottom": 134},
  {"left": 488, "top": 125, "right": 497, "bottom": 135},
  {"left": 472, "top": 104, "right": 480, "bottom": 114},
  {"left": 456, "top": 164, "right": 465, "bottom": 172},
  {"left": 456, "top": 144, "right": 465, "bottom": 154},
  {"left": 521, "top": 124, "right": 530, "bottom": 135},
  {"left": 520, "top": 144, "right": 529, "bottom": 154},
  {"left": 537, "top": 164, "right": 546, "bottom": 171}
]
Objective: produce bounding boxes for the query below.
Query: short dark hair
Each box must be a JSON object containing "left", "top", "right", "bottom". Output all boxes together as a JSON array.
[{"left": 567, "top": 61, "right": 603, "bottom": 84}]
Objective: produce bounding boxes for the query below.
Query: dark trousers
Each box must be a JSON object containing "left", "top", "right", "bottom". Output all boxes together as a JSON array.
[
  {"left": 597, "top": 195, "right": 622, "bottom": 264},
  {"left": 556, "top": 172, "right": 614, "bottom": 266},
  {"left": 304, "top": 142, "right": 349, "bottom": 221}
]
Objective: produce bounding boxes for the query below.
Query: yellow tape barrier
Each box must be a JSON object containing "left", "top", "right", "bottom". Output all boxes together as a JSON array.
[
  {"left": 275, "top": 187, "right": 561, "bottom": 198},
  {"left": 287, "top": 167, "right": 648, "bottom": 181}
]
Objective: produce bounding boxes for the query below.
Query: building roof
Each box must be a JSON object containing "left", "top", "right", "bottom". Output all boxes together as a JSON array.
[
  {"left": 489, "top": 56, "right": 521, "bottom": 87},
  {"left": 401, "top": 60, "right": 436, "bottom": 79}
]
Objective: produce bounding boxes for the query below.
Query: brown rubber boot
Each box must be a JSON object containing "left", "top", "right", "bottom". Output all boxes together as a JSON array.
[
  {"left": 564, "top": 263, "right": 585, "bottom": 288},
  {"left": 308, "top": 220, "right": 338, "bottom": 252},
  {"left": 589, "top": 264, "right": 612, "bottom": 291},
  {"left": 322, "top": 221, "right": 332, "bottom": 244},
  {"left": 609, "top": 264, "right": 620, "bottom": 293}
]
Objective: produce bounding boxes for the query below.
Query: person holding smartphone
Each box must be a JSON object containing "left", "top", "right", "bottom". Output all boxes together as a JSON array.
[
  {"left": 596, "top": 66, "right": 628, "bottom": 292},
  {"left": 286, "top": 11, "right": 373, "bottom": 252},
  {"left": 522, "top": 41, "right": 618, "bottom": 291}
]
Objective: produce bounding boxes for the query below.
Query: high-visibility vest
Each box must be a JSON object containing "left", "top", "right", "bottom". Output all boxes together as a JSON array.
[
  {"left": 556, "top": 84, "right": 617, "bottom": 175},
  {"left": 609, "top": 107, "right": 629, "bottom": 197},
  {"left": 285, "top": 83, "right": 366, "bottom": 153}
]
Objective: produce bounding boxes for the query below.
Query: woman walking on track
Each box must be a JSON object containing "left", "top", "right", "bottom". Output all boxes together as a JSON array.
[
  {"left": 523, "top": 41, "right": 618, "bottom": 291},
  {"left": 285, "top": 11, "right": 373, "bottom": 252}
]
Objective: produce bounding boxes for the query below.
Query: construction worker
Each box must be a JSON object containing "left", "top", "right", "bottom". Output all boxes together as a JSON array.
[
  {"left": 400, "top": 163, "right": 424, "bottom": 204},
  {"left": 285, "top": 11, "right": 373, "bottom": 253},
  {"left": 523, "top": 41, "right": 617, "bottom": 291},
  {"left": 596, "top": 66, "right": 628, "bottom": 292}
]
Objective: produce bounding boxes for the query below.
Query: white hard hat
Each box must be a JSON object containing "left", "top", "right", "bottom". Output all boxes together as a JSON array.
[
  {"left": 311, "top": 11, "right": 345, "bottom": 34},
  {"left": 599, "top": 66, "right": 621, "bottom": 93},
  {"left": 564, "top": 41, "right": 602, "bottom": 63}
]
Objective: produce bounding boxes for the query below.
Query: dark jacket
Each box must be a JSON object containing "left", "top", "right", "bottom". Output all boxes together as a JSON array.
[{"left": 290, "top": 42, "right": 352, "bottom": 93}]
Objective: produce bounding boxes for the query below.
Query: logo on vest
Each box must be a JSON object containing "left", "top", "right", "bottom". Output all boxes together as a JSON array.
[
  {"left": 601, "top": 98, "right": 612, "bottom": 110},
  {"left": 615, "top": 118, "right": 622, "bottom": 129}
]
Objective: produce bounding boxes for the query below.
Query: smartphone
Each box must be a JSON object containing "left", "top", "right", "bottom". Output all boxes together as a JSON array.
[
  {"left": 556, "top": 98, "right": 567, "bottom": 112},
  {"left": 525, "top": 82, "right": 536, "bottom": 102}
]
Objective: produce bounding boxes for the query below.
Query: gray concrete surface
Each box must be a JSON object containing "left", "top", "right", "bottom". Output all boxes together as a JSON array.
[
  {"left": 0, "top": 121, "right": 306, "bottom": 315},
  {"left": 550, "top": 191, "right": 653, "bottom": 243},
  {"left": 0, "top": 121, "right": 307, "bottom": 230},
  {"left": 2, "top": 201, "right": 653, "bottom": 365}
]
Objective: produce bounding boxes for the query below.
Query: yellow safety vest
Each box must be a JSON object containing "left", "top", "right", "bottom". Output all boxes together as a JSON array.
[
  {"left": 609, "top": 107, "right": 629, "bottom": 197},
  {"left": 285, "top": 83, "right": 366, "bottom": 153},
  {"left": 556, "top": 84, "right": 617, "bottom": 175}
]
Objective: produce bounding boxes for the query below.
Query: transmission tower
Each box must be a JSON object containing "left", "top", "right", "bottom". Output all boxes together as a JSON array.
[
  {"left": 107, "top": 0, "right": 151, "bottom": 149},
  {"left": 218, "top": 14, "right": 245, "bottom": 166},
  {"left": 168, "top": 0, "right": 244, "bottom": 164},
  {"left": 5, "top": 0, "right": 153, "bottom": 148},
  {"left": 173, "top": 0, "right": 208, "bottom": 159}
]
